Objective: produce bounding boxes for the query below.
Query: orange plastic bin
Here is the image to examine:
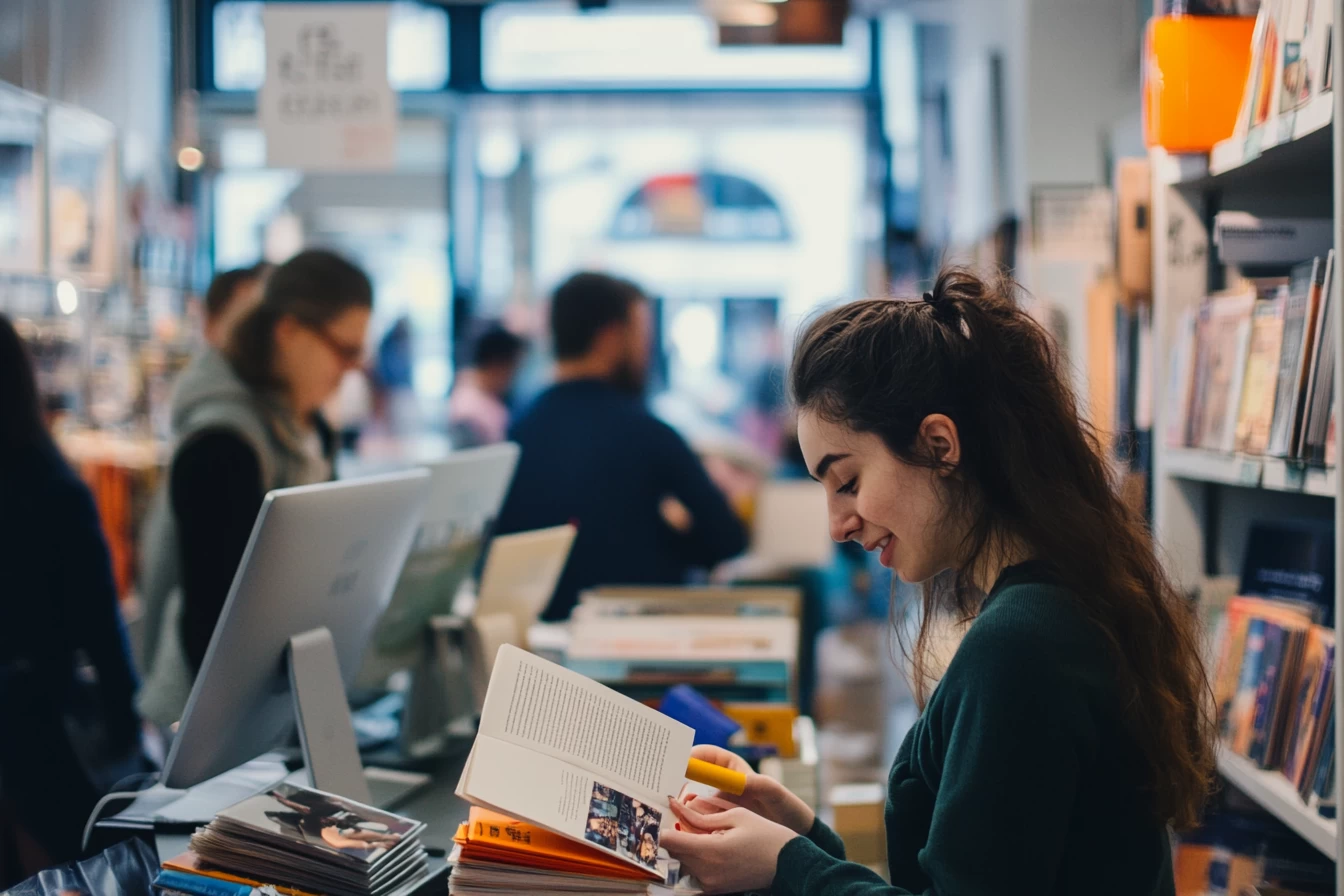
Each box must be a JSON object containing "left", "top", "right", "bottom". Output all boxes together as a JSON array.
[{"left": 1144, "top": 14, "right": 1256, "bottom": 153}]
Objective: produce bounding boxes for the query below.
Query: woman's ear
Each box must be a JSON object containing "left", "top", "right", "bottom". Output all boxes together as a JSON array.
[{"left": 918, "top": 413, "right": 961, "bottom": 472}]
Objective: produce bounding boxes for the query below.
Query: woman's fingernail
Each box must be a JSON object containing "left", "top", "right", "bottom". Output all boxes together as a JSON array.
[{"left": 675, "top": 823, "right": 682, "bottom": 831}]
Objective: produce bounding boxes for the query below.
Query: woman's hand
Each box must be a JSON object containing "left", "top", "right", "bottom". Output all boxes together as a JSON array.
[
  {"left": 682, "top": 745, "right": 815, "bottom": 835},
  {"left": 661, "top": 797, "right": 797, "bottom": 895}
]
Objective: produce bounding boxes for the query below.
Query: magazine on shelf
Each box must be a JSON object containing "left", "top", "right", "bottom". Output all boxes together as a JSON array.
[
  {"left": 1193, "top": 289, "right": 1256, "bottom": 453},
  {"left": 1235, "top": 290, "right": 1288, "bottom": 455},
  {"left": 1267, "top": 258, "right": 1325, "bottom": 457},
  {"left": 1301, "top": 251, "right": 1337, "bottom": 460},
  {"left": 1279, "top": 0, "right": 1315, "bottom": 112},
  {"left": 1164, "top": 309, "right": 1199, "bottom": 448},
  {"left": 455, "top": 644, "right": 696, "bottom": 881},
  {"left": 1283, "top": 629, "right": 1333, "bottom": 791}
]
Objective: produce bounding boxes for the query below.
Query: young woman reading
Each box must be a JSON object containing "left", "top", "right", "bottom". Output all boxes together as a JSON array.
[{"left": 661, "top": 268, "right": 1215, "bottom": 896}]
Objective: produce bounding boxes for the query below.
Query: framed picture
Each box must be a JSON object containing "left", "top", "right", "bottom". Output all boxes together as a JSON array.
[
  {"left": 0, "top": 82, "right": 46, "bottom": 276},
  {"left": 48, "top": 102, "right": 117, "bottom": 286}
]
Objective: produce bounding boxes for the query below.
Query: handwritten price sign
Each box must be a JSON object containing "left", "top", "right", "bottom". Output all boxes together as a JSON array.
[{"left": 259, "top": 4, "right": 396, "bottom": 170}]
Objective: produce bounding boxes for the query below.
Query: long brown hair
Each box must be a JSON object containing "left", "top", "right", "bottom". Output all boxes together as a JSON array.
[{"left": 790, "top": 266, "right": 1215, "bottom": 830}]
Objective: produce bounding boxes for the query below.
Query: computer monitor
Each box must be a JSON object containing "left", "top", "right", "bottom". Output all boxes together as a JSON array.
[
  {"left": 358, "top": 442, "right": 521, "bottom": 684},
  {"left": 162, "top": 470, "right": 431, "bottom": 802}
]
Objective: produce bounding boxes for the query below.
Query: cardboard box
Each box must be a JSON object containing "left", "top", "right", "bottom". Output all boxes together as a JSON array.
[
  {"left": 1116, "top": 158, "right": 1152, "bottom": 299},
  {"left": 830, "top": 783, "right": 887, "bottom": 868}
]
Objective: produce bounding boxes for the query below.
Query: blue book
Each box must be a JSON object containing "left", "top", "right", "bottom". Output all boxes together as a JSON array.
[
  {"left": 1248, "top": 622, "right": 1289, "bottom": 767},
  {"left": 1230, "top": 618, "right": 1269, "bottom": 754},
  {"left": 154, "top": 869, "right": 265, "bottom": 896},
  {"left": 1312, "top": 713, "right": 1335, "bottom": 802}
]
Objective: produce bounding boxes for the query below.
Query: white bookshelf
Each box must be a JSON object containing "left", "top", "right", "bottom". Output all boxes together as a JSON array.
[
  {"left": 1217, "top": 747, "right": 1337, "bottom": 859},
  {"left": 1150, "top": 4, "right": 1344, "bottom": 873},
  {"left": 1162, "top": 448, "right": 1337, "bottom": 497}
]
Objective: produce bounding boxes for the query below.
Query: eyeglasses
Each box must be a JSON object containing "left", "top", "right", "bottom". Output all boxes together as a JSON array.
[{"left": 303, "top": 323, "right": 365, "bottom": 367}]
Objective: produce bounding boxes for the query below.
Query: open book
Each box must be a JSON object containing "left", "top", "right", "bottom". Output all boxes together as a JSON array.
[{"left": 455, "top": 645, "right": 696, "bottom": 880}]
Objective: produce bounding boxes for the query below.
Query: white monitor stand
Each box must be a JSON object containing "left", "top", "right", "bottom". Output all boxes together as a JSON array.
[{"left": 288, "top": 627, "right": 373, "bottom": 804}]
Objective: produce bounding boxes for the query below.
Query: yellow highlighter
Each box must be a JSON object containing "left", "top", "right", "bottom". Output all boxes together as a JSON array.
[{"left": 685, "top": 757, "right": 747, "bottom": 796}]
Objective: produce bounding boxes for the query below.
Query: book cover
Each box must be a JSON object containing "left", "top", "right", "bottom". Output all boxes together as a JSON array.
[
  {"left": 155, "top": 869, "right": 265, "bottom": 896},
  {"left": 1248, "top": 621, "right": 1290, "bottom": 765},
  {"left": 1164, "top": 309, "right": 1199, "bottom": 448},
  {"left": 1231, "top": 618, "right": 1270, "bottom": 754},
  {"left": 1298, "top": 249, "right": 1335, "bottom": 458},
  {"left": 1212, "top": 597, "right": 1313, "bottom": 733},
  {"left": 1306, "top": 0, "right": 1333, "bottom": 100},
  {"left": 162, "top": 853, "right": 322, "bottom": 896},
  {"left": 1236, "top": 292, "right": 1288, "bottom": 455},
  {"left": 1235, "top": 3, "right": 1272, "bottom": 138},
  {"left": 1279, "top": 0, "right": 1314, "bottom": 111},
  {"left": 1265, "top": 626, "right": 1309, "bottom": 767},
  {"left": 1325, "top": 11, "right": 1335, "bottom": 90},
  {"left": 1290, "top": 635, "right": 1334, "bottom": 793},
  {"left": 1281, "top": 628, "right": 1331, "bottom": 785},
  {"left": 1310, "top": 712, "right": 1335, "bottom": 803},
  {"left": 452, "top": 809, "right": 660, "bottom": 882},
  {"left": 1327, "top": 403, "right": 1337, "bottom": 466},
  {"left": 1195, "top": 290, "right": 1257, "bottom": 452},
  {"left": 1267, "top": 258, "right": 1324, "bottom": 457},
  {"left": 1254, "top": 0, "right": 1283, "bottom": 125},
  {"left": 213, "top": 783, "right": 424, "bottom": 868},
  {"left": 1239, "top": 520, "right": 1335, "bottom": 622},
  {"left": 455, "top": 645, "right": 694, "bottom": 881}
]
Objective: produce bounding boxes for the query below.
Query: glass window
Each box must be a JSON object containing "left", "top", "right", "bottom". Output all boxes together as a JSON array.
[
  {"left": 482, "top": 2, "right": 870, "bottom": 90},
  {"left": 212, "top": 1, "right": 449, "bottom": 91}
]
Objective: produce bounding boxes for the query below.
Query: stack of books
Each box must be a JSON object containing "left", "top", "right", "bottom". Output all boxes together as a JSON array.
[
  {"left": 1211, "top": 597, "right": 1337, "bottom": 816},
  {"left": 449, "top": 645, "right": 708, "bottom": 895},
  {"left": 156, "top": 783, "right": 436, "bottom": 896},
  {"left": 450, "top": 809, "right": 688, "bottom": 896},
  {"left": 1165, "top": 253, "right": 1337, "bottom": 465}
]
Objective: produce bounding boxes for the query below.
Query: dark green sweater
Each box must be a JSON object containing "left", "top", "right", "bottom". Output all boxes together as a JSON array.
[{"left": 773, "top": 563, "right": 1174, "bottom": 896}]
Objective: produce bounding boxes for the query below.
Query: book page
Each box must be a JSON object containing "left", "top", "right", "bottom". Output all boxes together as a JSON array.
[
  {"left": 478, "top": 645, "right": 694, "bottom": 801},
  {"left": 459, "top": 737, "right": 666, "bottom": 878}
]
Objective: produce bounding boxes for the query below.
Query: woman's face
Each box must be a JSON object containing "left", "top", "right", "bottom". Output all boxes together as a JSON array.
[
  {"left": 797, "top": 409, "right": 962, "bottom": 584},
  {"left": 274, "top": 307, "right": 370, "bottom": 416}
]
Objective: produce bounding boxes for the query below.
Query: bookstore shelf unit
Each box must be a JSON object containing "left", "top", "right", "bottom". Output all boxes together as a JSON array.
[
  {"left": 1217, "top": 746, "right": 1338, "bottom": 859},
  {"left": 1150, "top": 3, "right": 1343, "bottom": 873}
]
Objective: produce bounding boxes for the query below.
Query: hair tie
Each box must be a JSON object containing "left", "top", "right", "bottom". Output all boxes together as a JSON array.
[{"left": 922, "top": 289, "right": 960, "bottom": 327}]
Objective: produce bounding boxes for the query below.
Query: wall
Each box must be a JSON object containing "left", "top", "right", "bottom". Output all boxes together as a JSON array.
[
  {"left": 904, "top": 0, "right": 1028, "bottom": 248},
  {"left": 1024, "top": 0, "right": 1146, "bottom": 191},
  {"left": 904, "top": 0, "right": 1146, "bottom": 246},
  {"left": 0, "top": 0, "right": 172, "bottom": 188}
]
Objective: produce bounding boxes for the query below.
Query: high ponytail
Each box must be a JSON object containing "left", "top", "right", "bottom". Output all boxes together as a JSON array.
[{"left": 790, "top": 266, "right": 1215, "bottom": 831}]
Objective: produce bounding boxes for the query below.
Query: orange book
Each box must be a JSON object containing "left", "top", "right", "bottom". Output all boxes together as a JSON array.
[
  {"left": 1213, "top": 596, "right": 1315, "bottom": 735},
  {"left": 454, "top": 809, "right": 659, "bottom": 882},
  {"left": 162, "top": 851, "right": 323, "bottom": 896}
]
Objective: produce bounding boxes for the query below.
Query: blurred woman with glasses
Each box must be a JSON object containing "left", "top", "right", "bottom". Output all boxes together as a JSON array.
[{"left": 138, "top": 249, "right": 373, "bottom": 728}]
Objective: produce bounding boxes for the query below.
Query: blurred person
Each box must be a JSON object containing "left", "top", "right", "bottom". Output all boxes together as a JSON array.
[
  {"left": 493, "top": 272, "right": 747, "bottom": 621},
  {"left": 137, "top": 250, "right": 372, "bottom": 728},
  {"left": 202, "top": 263, "right": 269, "bottom": 349},
  {"left": 447, "top": 322, "right": 528, "bottom": 449},
  {"left": 0, "top": 315, "right": 144, "bottom": 879}
]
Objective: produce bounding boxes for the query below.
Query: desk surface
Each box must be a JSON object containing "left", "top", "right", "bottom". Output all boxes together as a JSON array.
[
  {"left": 94, "top": 747, "right": 474, "bottom": 859},
  {"left": 397, "top": 751, "right": 472, "bottom": 849}
]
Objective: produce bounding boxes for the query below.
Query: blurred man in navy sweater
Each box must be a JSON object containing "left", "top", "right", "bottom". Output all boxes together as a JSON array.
[{"left": 494, "top": 272, "right": 747, "bottom": 620}]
